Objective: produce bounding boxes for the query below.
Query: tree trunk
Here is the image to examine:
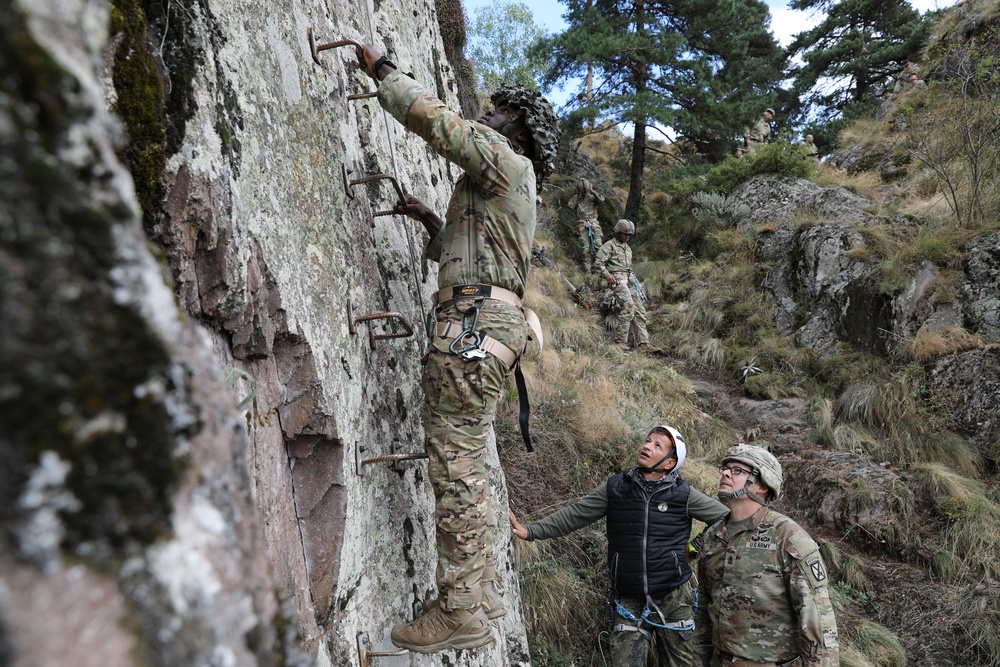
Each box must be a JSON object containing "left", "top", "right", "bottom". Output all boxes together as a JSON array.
[
  {"left": 625, "top": 117, "right": 646, "bottom": 222},
  {"left": 625, "top": 0, "right": 647, "bottom": 223}
]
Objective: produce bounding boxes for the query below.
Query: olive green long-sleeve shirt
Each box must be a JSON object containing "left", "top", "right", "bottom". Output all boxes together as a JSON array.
[{"left": 525, "top": 472, "right": 729, "bottom": 541}]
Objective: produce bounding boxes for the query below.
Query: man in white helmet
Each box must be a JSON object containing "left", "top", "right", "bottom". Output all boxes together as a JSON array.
[
  {"left": 694, "top": 445, "right": 840, "bottom": 667},
  {"left": 593, "top": 219, "right": 655, "bottom": 352},
  {"left": 510, "top": 425, "right": 729, "bottom": 666}
]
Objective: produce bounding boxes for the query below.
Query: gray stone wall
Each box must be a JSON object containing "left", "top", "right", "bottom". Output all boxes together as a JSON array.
[{"left": 1, "top": 0, "right": 530, "bottom": 665}]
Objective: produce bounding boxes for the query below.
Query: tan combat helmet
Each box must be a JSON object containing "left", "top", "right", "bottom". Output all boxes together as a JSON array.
[
  {"left": 491, "top": 85, "right": 560, "bottom": 181},
  {"left": 614, "top": 219, "right": 635, "bottom": 235},
  {"left": 720, "top": 443, "right": 783, "bottom": 505}
]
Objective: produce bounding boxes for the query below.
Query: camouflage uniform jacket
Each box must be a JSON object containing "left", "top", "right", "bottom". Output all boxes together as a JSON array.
[
  {"left": 594, "top": 238, "right": 632, "bottom": 282},
  {"left": 573, "top": 188, "right": 602, "bottom": 221},
  {"left": 695, "top": 505, "right": 839, "bottom": 667},
  {"left": 744, "top": 115, "right": 771, "bottom": 144},
  {"left": 378, "top": 70, "right": 536, "bottom": 298}
]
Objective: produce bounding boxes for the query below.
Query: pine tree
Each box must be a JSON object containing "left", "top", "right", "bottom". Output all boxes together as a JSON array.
[
  {"left": 467, "top": 1, "right": 550, "bottom": 92},
  {"left": 787, "top": 0, "right": 930, "bottom": 122},
  {"left": 538, "top": 0, "right": 784, "bottom": 220}
]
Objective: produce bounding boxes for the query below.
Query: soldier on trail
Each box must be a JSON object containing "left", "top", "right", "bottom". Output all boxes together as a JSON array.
[
  {"left": 356, "top": 44, "right": 559, "bottom": 653},
  {"left": 568, "top": 177, "right": 604, "bottom": 271},
  {"left": 803, "top": 134, "right": 819, "bottom": 159},
  {"left": 694, "top": 445, "right": 840, "bottom": 667},
  {"left": 593, "top": 219, "right": 655, "bottom": 352},
  {"left": 509, "top": 425, "right": 729, "bottom": 667},
  {"left": 741, "top": 108, "right": 774, "bottom": 155}
]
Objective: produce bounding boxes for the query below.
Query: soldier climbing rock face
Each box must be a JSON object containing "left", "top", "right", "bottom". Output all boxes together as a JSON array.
[
  {"left": 355, "top": 44, "right": 559, "bottom": 654},
  {"left": 693, "top": 444, "right": 841, "bottom": 667}
]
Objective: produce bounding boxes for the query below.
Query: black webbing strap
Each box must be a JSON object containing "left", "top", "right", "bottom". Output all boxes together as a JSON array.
[{"left": 514, "top": 361, "right": 533, "bottom": 452}]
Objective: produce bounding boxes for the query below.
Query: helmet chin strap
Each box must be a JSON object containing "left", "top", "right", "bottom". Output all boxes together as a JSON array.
[
  {"left": 719, "top": 471, "right": 771, "bottom": 506},
  {"left": 638, "top": 451, "right": 674, "bottom": 475}
]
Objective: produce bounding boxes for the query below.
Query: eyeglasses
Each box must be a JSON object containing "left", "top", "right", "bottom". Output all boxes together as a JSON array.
[{"left": 718, "top": 464, "right": 753, "bottom": 476}]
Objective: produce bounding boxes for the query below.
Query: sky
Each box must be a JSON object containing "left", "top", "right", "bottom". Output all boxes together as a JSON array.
[{"left": 462, "top": 0, "right": 956, "bottom": 108}]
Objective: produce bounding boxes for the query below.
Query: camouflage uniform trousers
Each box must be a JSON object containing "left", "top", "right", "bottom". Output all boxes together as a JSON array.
[
  {"left": 422, "top": 299, "right": 529, "bottom": 610},
  {"left": 611, "top": 580, "right": 703, "bottom": 667},
  {"left": 608, "top": 273, "right": 649, "bottom": 346},
  {"left": 578, "top": 218, "right": 602, "bottom": 272}
]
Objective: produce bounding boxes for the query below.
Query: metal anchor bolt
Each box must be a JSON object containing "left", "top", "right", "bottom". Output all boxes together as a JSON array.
[
  {"left": 342, "top": 163, "right": 407, "bottom": 220},
  {"left": 356, "top": 632, "right": 406, "bottom": 667},
  {"left": 306, "top": 28, "right": 362, "bottom": 65},
  {"left": 347, "top": 299, "right": 415, "bottom": 350},
  {"left": 306, "top": 28, "right": 377, "bottom": 100},
  {"left": 355, "top": 440, "right": 428, "bottom": 477}
]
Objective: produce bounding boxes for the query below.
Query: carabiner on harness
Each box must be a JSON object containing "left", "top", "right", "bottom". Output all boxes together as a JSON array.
[
  {"left": 448, "top": 298, "right": 487, "bottom": 361},
  {"left": 612, "top": 596, "right": 696, "bottom": 635}
]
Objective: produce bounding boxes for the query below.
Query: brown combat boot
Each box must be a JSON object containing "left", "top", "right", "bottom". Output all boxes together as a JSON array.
[
  {"left": 390, "top": 606, "right": 492, "bottom": 653},
  {"left": 422, "top": 579, "right": 507, "bottom": 619},
  {"left": 637, "top": 343, "right": 662, "bottom": 355},
  {"left": 480, "top": 578, "right": 507, "bottom": 619}
]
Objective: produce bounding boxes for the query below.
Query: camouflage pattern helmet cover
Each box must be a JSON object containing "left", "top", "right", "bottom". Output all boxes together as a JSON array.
[
  {"left": 491, "top": 85, "right": 560, "bottom": 181},
  {"left": 723, "top": 444, "right": 783, "bottom": 500},
  {"left": 614, "top": 219, "right": 635, "bottom": 235}
]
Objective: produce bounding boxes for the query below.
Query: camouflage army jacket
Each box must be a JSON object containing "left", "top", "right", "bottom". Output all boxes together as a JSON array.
[
  {"left": 695, "top": 506, "right": 839, "bottom": 667},
  {"left": 574, "top": 190, "right": 601, "bottom": 221},
  {"left": 377, "top": 70, "right": 536, "bottom": 298},
  {"left": 744, "top": 116, "right": 772, "bottom": 144},
  {"left": 593, "top": 238, "right": 632, "bottom": 279}
]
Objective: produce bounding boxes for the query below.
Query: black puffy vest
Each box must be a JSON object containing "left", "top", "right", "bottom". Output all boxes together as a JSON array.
[{"left": 606, "top": 470, "right": 692, "bottom": 598}]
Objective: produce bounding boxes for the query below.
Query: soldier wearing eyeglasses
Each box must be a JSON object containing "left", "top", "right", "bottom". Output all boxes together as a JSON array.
[{"left": 694, "top": 445, "right": 840, "bottom": 667}]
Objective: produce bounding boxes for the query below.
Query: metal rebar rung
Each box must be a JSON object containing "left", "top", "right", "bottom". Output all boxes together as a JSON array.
[
  {"left": 307, "top": 28, "right": 362, "bottom": 65},
  {"left": 347, "top": 300, "right": 414, "bottom": 349},
  {"left": 342, "top": 163, "right": 407, "bottom": 210},
  {"left": 355, "top": 441, "right": 427, "bottom": 477},
  {"left": 356, "top": 632, "right": 406, "bottom": 667}
]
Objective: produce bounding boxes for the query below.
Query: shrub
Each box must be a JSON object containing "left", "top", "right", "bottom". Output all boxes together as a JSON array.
[{"left": 705, "top": 141, "right": 818, "bottom": 194}]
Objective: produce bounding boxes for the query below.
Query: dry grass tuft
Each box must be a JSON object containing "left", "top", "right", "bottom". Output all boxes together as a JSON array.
[
  {"left": 807, "top": 396, "right": 835, "bottom": 429},
  {"left": 514, "top": 535, "right": 604, "bottom": 648},
  {"left": 841, "top": 554, "right": 872, "bottom": 593},
  {"left": 839, "top": 645, "right": 879, "bottom": 667},
  {"left": 903, "top": 327, "right": 982, "bottom": 362},
  {"left": 957, "top": 589, "right": 1000, "bottom": 667},
  {"left": 852, "top": 620, "right": 907, "bottom": 667},
  {"left": 909, "top": 462, "right": 983, "bottom": 500},
  {"left": 934, "top": 495, "right": 1000, "bottom": 581}
]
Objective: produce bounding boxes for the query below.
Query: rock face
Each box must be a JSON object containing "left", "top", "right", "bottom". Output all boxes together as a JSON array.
[
  {"left": 730, "top": 173, "right": 999, "bottom": 447},
  {"left": 1, "top": 0, "right": 529, "bottom": 665}
]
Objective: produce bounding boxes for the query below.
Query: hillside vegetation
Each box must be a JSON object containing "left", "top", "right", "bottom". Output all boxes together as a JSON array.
[{"left": 496, "top": 3, "right": 1000, "bottom": 665}]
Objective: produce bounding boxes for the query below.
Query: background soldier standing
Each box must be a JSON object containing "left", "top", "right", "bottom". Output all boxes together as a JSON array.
[
  {"left": 695, "top": 445, "right": 840, "bottom": 667},
  {"left": 742, "top": 108, "right": 775, "bottom": 155},
  {"left": 569, "top": 178, "right": 604, "bottom": 271},
  {"left": 594, "top": 219, "right": 654, "bottom": 352},
  {"left": 357, "top": 44, "right": 559, "bottom": 653},
  {"left": 509, "top": 425, "right": 729, "bottom": 667}
]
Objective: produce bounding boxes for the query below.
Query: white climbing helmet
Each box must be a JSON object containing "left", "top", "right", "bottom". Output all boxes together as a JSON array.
[{"left": 642, "top": 424, "right": 686, "bottom": 473}]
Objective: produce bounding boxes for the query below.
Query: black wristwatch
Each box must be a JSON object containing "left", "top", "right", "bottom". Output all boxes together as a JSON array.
[{"left": 371, "top": 55, "right": 396, "bottom": 81}]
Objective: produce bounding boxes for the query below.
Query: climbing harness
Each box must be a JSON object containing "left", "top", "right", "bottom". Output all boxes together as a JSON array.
[
  {"left": 433, "top": 284, "right": 544, "bottom": 452},
  {"left": 447, "top": 298, "right": 487, "bottom": 362},
  {"left": 631, "top": 273, "right": 647, "bottom": 303},
  {"left": 611, "top": 592, "right": 697, "bottom": 639}
]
